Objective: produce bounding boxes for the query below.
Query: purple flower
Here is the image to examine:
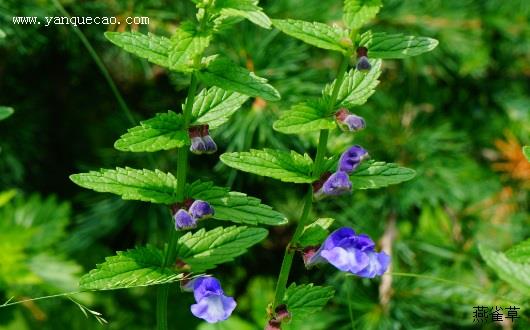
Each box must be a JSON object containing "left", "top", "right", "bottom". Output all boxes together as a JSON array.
[
  {"left": 184, "top": 276, "right": 237, "bottom": 323},
  {"left": 189, "top": 125, "right": 217, "bottom": 155},
  {"left": 174, "top": 209, "right": 197, "bottom": 230},
  {"left": 338, "top": 145, "right": 368, "bottom": 173},
  {"left": 335, "top": 108, "right": 366, "bottom": 132},
  {"left": 189, "top": 200, "right": 215, "bottom": 220},
  {"left": 190, "top": 136, "right": 207, "bottom": 155},
  {"left": 313, "top": 171, "right": 352, "bottom": 200},
  {"left": 305, "top": 227, "right": 390, "bottom": 278},
  {"left": 356, "top": 47, "right": 371, "bottom": 72},
  {"left": 202, "top": 135, "right": 218, "bottom": 154}
]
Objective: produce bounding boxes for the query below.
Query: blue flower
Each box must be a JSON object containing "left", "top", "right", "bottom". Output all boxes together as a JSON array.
[
  {"left": 305, "top": 227, "right": 390, "bottom": 278},
  {"left": 184, "top": 276, "right": 237, "bottom": 323},
  {"left": 338, "top": 145, "right": 368, "bottom": 173},
  {"left": 189, "top": 200, "right": 215, "bottom": 220},
  {"left": 335, "top": 108, "right": 366, "bottom": 132},
  {"left": 174, "top": 209, "right": 197, "bottom": 230},
  {"left": 314, "top": 171, "right": 352, "bottom": 200}
]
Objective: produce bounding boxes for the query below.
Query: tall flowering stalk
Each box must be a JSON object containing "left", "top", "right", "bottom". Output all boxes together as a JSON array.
[
  {"left": 69, "top": 1, "right": 287, "bottom": 329},
  {"left": 221, "top": 0, "right": 438, "bottom": 327}
]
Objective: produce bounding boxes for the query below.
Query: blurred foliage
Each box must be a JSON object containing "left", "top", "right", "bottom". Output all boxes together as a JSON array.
[{"left": 0, "top": 0, "right": 529, "bottom": 329}]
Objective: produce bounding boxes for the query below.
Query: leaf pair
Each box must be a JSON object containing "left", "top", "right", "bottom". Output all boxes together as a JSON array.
[{"left": 80, "top": 226, "right": 267, "bottom": 290}]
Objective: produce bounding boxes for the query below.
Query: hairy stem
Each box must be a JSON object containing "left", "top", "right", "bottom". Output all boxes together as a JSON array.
[
  {"left": 271, "top": 54, "right": 350, "bottom": 310},
  {"left": 156, "top": 73, "right": 198, "bottom": 330}
]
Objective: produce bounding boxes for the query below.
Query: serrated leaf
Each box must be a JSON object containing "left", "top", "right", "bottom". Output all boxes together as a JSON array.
[
  {"left": 323, "top": 59, "right": 382, "bottom": 108},
  {"left": 79, "top": 246, "right": 183, "bottom": 290},
  {"left": 350, "top": 160, "right": 416, "bottom": 189},
  {"left": 176, "top": 226, "right": 268, "bottom": 272},
  {"left": 191, "top": 87, "right": 249, "bottom": 129},
  {"left": 359, "top": 31, "right": 439, "bottom": 59},
  {"left": 272, "top": 19, "right": 350, "bottom": 53},
  {"left": 0, "top": 106, "right": 14, "bottom": 121},
  {"left": 479, "top": 245, "right": 530, "bottom": 296},
  {"left": 283, "top": 283, "right": 335, "bottom": 318},
  {"left": 523, "top": 146, "right": 530, "bottom": 162},
  {"left": 220, "top": 149, "right": 315, "bottom": 183},
  {"left": 343, "top": 0, "right": 382, "bottom": 30},
  {"left": 114, "top": 111, "right": 189, "bottom": 152},
  {"left": 506, "top": 239, "right": 530, "bottom": 264},
  {"left": 186, "top": 180, "right": 287, "bottom": 226},
  {"left": 198, "top": 57, "right": 280, "bottom": 101},
  {"left": 298, "top": 218, "right": 335, "bottom": 247},
  {"left": 70, "top": 167, "right": 177, "bottom": 204},
  {"left": 215, "top": 0, "right": 272, "bottom": 29},
  {"left": 169, "top": 22, "right": 211, "bottom": 72},
  {"left": 104, "top": 31, "right": 171, "bottom": 68},
  {"left": 273, "top": 101, "right": 335, "bottom": 134}
]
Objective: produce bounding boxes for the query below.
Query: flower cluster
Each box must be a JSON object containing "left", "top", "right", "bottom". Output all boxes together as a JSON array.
[
  {"left": 313, "top": 145, "right": 369, "bottom": 199},
  {"left": 183, "top": 276, "right": 236, "bottom": 323},
  {"left": 172, "top": 199, "right": 214, "bottom": 230},
  {"left": 189, "top": 124, "right": 217, "bottom": 155},
  {"left": 304, "top": 227, "right": 390, "bottom": 278}
]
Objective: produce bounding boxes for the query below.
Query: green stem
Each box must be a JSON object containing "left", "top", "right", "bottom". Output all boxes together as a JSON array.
[
  {"left": 156, "top": 73, "right": 198, "bottom": 330},
  {"left": 271, "top": 54, "right": 350, "bottom": 310}
]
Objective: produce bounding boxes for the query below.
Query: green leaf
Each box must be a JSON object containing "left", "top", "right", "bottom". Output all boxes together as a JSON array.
[
  {"left": 70, "top": 167, "right": 177, "bottom": 204},
  {"left": 104, "top": 31, "right": 171, "bottom": 68},
  {"left": 323, "top": 59, "right": 382, "bottom": 108},
  {"left": 506, "top": 239, "right": 530, "bottom": 264},
  {"left": 220, "top": 149, "right": 315, "bottom": 183},
  {"left": 79, "top": 246, "right": 183, "bottom": 290},
  {"left": 350, "top": 160, "right": 416, "bottom": 189},
  {"left": 114, "top": 111, "right": 189, "bottom": 152},
  {"left": 273, "top": 101, "right": 335, "bottom": 134},
  {"left": 523, "top": 146, "right": 530, "bottom": 162},
  {"left": 359, "top": 31, "right": 439, "bottom": 59},
  {"left": 215, "top": 0, "right": 272, "bottom": 29},
  {"left": 298, "top": 218, "right": 335, "bottom": 247},
  {"left": 343, "top": 0, "right": 382, "bottom": 30},
  {"left": 192, "top": 87, "right": 249, "bottom": 129},
  {"left": 479, "top": 245, "right": 530, "bottom": 296},
  {"left": 176, "top": 226, "right": 268, "bottom": 272},
  {"left": 272, "top": 19, "right": 350, "bottom": 53},
  {"left": 169, "top": 22, "right": 211, "bottom": 72},
  {"left": 186, "top": 180, "right": 288, "bottom": 226},
  {"left": 0, "top": 106, "right": 14, "bottom": 121},
  {"left": 198, "top": 56, "right": 280, "bottom": 101},
  {"left": 283, "top": 283, "right": 335, "bottom": 318}
]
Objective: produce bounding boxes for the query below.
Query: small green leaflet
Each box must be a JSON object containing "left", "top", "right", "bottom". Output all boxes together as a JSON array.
[
  {"left": 214, "top": 0, "right": 272, "bottom": 29},
  {"left": 272, "top": 19, "right": 350, "bottom": 53},
  {"left": 283, "top": 283, "right": 335, "bottom": 318},
  {"left": 79, "top": 246, "right": 183, "bottom": 290},
  {"left": 220, "top": 149, "right": 315, "bottom": 183},
  {"left": 105, "top": 31, "right": 171, "bottom": 68},
  {"left": 186, "top": 180, "right": 287, "bottom": 226},
  {"left": 350, "top": 160, "right": 416, "bottom": 189},
  {"left": 176, "top": 226, "right": 268, "bottom": 272},
  {"left": 169, "top": 22, "right": 211, "bottom": 72},
  {"left": 191, "top": 87, "right": 249, "bottom": 129},
  {"left": 323, "top": 59, "right": 382, "bottom": 108},
  {"left": 0, "top": 106, "right": 14, "bottom": 121},
  {"left": 273, "top": 101, "right": 335, "bottom": 134},
  {"left": 298, "top": 218, "right": 334, "bottom": 247},
  {"left": 523, "top": 146, "right": 530, "bottom": 162},
  {"left": 70, "top": 167, "right": 177, "bottom": 204},
  {"left": 343, "top": 0, "right": 382, "bottom": 30},
  {"left": 506, "top": 239, "right": 530, "bottom": 264},
  {"left": 198, "top": 56, "right": 280, "bottom": 101},
  {"left": 114, "top": 111, "right": 189, "bottom": 152},
  {"left": 479, "top": 245, "right": 530, "bottom": 296},
  {"left": 359, "top": 31, "right": 439, "bottom": 59}
]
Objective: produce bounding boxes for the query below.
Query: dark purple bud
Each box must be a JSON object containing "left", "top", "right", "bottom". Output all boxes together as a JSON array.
[
  {"left": 314, "top": 171, "right": 352, "bottom": 200},
  {"left": 338, "top": 145, "right": 369, "bottom": 174},
  {"left": 265, "top": 319, "right": 282, "bottom": 330},
  {"left": 190, "top": 136, "right": 207, "bottom": 155},
  {"left": 202, "top": 135, "right": 218, "bottom": 154},
  {"left": 335, "top": 108, "right": 366, "bottom": 132},
  {"left": 174, "top": 209, "right": 197, "bottom": 230},
  {"left": 189, "top": 200, "right": 214, "bottom": 220},
  {"left": 274, "top": 304, "right": 291, "bottom": 322},
  {"left": 356, "top": 47, "right": 371, "bottom": 72}
]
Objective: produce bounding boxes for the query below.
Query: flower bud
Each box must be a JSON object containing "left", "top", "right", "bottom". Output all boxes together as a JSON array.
[
  {"left": 313, "top": 171, "right": 352, "bottom": 200},
  {"left": 189, "top": 126, "right": 206, "bottom": 155},
  {"left": 335, "top": 108, "right": 366, "bottom": 132},
  {"left": 274, "top": 304, "right": 291, "bottom": 323},
  {"left": 189, "top": 200, "right": 215, "bottom": 220},
  {"left": 356, "top": 47, "right": 371, "bottom": 72},
  {"left": 174, "top": 209, "right": 197, "bottom": 230},
  {"left": 265, "top": 319, "right": 282, "bottom": 330},
  {"left": 338, "top": 145, "right": 369, "bottom": 174},
  {"left": 202, "top": 135, "right": 218, "bottom": 154}
]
